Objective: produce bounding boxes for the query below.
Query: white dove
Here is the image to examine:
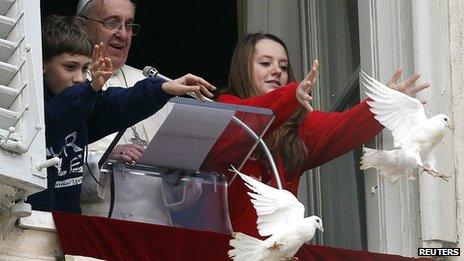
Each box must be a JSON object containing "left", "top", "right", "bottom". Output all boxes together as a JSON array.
[
  {"left": 359, "top": 71, "right": 452, "bottom": 183},
  {"left": 228, "top": 166, "right": 323, "bottom": 261}
]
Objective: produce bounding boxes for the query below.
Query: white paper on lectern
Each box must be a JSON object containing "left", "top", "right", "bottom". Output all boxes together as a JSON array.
[{"left": 138, "top": 102, "right": 235, "bottom": 170}]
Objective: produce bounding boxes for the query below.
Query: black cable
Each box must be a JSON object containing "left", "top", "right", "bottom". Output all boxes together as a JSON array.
[
  {"left": 97, "top": 130, "right": 126, "bottom": 219},
  {"left": 108, "top": 169, "right": 115, "bottom": 218},
  {"left": 84, "top": 145, "right": 103, "bottom": 187},
  {"left": 98, "top": 129, "right": 126, "bottom": 169}
]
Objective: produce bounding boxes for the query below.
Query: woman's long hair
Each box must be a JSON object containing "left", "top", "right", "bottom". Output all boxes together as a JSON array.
[{"left": 226, "top": 33, "right": 308, "bottom": 173}]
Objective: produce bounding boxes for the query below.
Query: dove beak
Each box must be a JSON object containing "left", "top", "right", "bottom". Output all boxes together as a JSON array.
[
  {"left": 320, "top": 226, "right": 324, "bottom": 233},
  {"left": 447, "top": 122, "right": 454, "bottom": 131}
]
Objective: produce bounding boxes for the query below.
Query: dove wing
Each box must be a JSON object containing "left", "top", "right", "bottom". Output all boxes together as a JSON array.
[
  {"left": 234, "top": 168, "right": 305, "bottom": 237},
  {"left": 360, "top": 71, "right": 428, "bottom": 148}
]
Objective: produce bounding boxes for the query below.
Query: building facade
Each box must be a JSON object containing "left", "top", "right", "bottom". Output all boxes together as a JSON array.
[{"left": 1, "top": 0, "right": 464, "bottom": 259}]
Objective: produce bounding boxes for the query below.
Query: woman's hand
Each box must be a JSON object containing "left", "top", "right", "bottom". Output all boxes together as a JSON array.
[
  {"left": 162, "top": 74, "right": 217, "bottom": 101},
  {"left": 387, "top": 68, "right": 430, "bottom": 103},
  {"left": 108, "top": 143, "right": 145, "bottom": 164},
  {"left": 296, "top": 59, "right": 319, "bottom": 111}
]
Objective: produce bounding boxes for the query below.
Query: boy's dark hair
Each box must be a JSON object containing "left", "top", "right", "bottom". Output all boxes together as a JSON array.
[{"left": 42, "top": 15, "right": 93, "bottom": 62}]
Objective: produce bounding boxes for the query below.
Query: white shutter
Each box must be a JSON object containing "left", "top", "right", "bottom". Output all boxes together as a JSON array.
[{"left": 0, "top": 0, "right": 47, "bottom": 196}]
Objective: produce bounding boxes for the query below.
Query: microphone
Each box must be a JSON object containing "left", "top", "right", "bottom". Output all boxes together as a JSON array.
[
  {"left": 143, "top": 66, "right": 172, "bottom": 82},
  {"left": 142, "top": 66, "right": 212, "bottom": 101}
]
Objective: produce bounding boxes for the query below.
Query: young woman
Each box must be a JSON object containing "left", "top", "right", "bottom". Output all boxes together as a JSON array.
[{"left": 217, "top": 33, "right": 429, "bottom": 237}]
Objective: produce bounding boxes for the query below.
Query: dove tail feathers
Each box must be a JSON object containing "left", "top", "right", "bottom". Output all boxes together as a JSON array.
[
  {"left": 228, "top": 232, "right": 265, "bottom": 261},
  {"left": 360, "top": 147, "right": 382, "bottom": 170}
]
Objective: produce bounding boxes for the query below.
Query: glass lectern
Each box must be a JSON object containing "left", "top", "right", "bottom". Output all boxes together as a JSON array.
[{"left": 101, "top": 97, "right": 274, "bottom": 234}]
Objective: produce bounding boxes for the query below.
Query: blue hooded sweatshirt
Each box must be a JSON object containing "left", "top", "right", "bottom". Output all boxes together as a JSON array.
[{"left": 27, "top": 77, "right": 172, "bottom": 213}]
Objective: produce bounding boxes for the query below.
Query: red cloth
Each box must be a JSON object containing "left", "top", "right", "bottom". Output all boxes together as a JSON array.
[
  {"left": 53, "top": 211, "right": 431, "bottom": 261},
  {"left": 216, "top": 83, "right": 384, "bottom": 237}
]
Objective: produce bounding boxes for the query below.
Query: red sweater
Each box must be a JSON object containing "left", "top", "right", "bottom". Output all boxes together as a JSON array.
[{"left": 216, "top": 82, "right": 384, "bottom": 237}]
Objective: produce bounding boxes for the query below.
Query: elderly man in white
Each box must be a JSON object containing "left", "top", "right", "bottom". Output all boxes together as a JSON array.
[{"left": 77, "top": 0, "right": 210, "bottom": 225}]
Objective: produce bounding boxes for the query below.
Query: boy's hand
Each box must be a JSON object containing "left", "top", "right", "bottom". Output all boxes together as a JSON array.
[
  {"left": 90, "top": 42, "right": 113, "bottom": 92},
  {"left": 161, "top": 74, "right": 216, "bottom": 101}
]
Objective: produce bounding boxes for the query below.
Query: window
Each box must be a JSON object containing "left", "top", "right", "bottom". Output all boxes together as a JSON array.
[
  {"left": 0, "top": 0, "right": 47, "bottom": 197},
  {"left": 307, "top": 0, "right": 367, "bottom": 250}
]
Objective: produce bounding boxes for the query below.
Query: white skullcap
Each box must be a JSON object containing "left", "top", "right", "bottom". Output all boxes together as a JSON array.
[{"left": 76, "top": 0, "right": 92, "bottom": 15}]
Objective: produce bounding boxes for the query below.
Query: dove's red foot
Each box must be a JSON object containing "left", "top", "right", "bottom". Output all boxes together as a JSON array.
[
  {"left": 268, "top": 242, "right": 284, "bottom": 251},
  {"left": 419, "top": 165, "right": 451, "bottom": 181}
]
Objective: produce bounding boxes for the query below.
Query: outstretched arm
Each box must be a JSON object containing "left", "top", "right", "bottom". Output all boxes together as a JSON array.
[
  {"left": 86, "top": 72, "right": 217, "bottom": 143},
  {"left": 301, "top": 69, "right": 430, "bottom": 169}
]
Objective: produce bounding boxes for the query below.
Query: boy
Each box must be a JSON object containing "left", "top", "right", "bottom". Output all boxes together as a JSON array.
[{"left": 27, "top": 15, "right": 214, "bottom": 213}]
